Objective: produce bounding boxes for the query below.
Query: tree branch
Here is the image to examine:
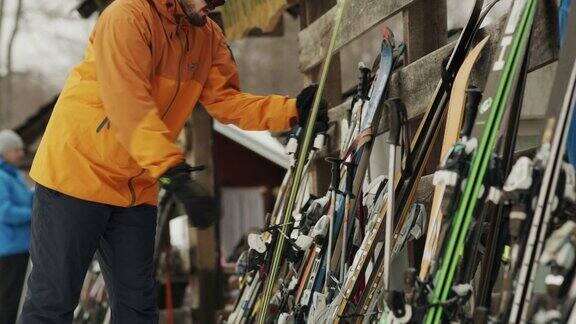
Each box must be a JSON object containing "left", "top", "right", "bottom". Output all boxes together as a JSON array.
[{"left": 7, "top": 0, "right": 23, "bottom": 75}]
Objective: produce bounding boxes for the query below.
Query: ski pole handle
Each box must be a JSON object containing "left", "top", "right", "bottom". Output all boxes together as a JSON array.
[
  {"left": 460, "top": 86, "right": 483, "bottom": 139},
  {"left": 326, "top": 157, "right": 343, "bottom": 191},
  {"left": 357, "top": 62, "right": 372, "bottom": 100},
  {"left": 386, "top": 98, "right": 405, "bottom": 146}
]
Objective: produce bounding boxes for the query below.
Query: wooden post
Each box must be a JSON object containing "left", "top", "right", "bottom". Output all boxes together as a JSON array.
[
  {"left": 402, "top": 0, "right": 447, "bottom": 144},
  {"left": 187, "top": 106, "right": 220, "bottom": 324},
  {"left": 300, "top": 0, "right": 342, "bottom": 195},
  {"left": 403, "top": 0, "right": 447, "bottom": 64},
  {"left": 402, "top": 0, "right": 447, "bottom": 177}
]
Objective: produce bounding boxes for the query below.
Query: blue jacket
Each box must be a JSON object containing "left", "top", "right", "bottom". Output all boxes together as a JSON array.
[{"left": 0, "top": 159, "right": 33, "bottom": 256}]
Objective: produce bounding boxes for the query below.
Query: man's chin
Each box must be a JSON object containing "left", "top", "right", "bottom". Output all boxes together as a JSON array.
[{"left": 189, "top": 14, "right": 208, "bottom": 27}]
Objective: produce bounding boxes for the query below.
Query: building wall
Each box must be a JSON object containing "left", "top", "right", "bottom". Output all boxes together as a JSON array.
[{"left": 213, "top": 132, "right": 285, "bottom": 188}]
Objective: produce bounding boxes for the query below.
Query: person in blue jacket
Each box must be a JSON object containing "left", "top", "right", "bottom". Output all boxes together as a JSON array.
[{"left": 0, "top": 130, "right": 33, "bottom": 324}]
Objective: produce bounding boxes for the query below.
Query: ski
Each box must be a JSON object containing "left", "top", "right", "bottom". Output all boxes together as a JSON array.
[
  {"left": 420, "top": 36, "right": 490, "bottom": 281},
  {"left": 470, "top": 27, "right": 532, "bottom": 313}
]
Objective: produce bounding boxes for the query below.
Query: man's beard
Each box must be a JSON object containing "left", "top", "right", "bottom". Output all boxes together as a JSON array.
[
  {"left": 179, "top": 0, "right": 209, "bottom": 27},
  {"left": 187, "top": 12, "right": 207, "bottom": 26}
]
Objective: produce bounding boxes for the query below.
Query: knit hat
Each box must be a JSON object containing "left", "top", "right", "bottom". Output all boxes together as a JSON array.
[{"left": 0, "top": 130, "right": 24, "bottom": 156}]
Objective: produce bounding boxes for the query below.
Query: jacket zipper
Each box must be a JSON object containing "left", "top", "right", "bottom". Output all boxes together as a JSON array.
[
  {"left": 127, "top": 24, "right": 186, "bottom": 207},
  {"left": 161, "top": 27, "right": 185, "bottom": 119},
  {"left": 127, "top": 169, "right": 145, "bottom": 206}
]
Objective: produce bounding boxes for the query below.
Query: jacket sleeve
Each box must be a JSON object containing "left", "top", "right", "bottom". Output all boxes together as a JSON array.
[
  {"left": 199, "top": 27, "right": 299, "bottom": 132},
  {"left": 93, "top": 5, "right": 184, "bottom": 178},
  {"left": 0, "top": 177, "right": 31, "bottom": 226}
]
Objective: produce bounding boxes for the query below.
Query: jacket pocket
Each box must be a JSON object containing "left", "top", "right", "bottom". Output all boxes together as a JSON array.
[
  {"left": 67, "top": 108, "right": 138, "bottom": 171},
  {"left": 93, "top": 125, "right": 137, "bottom": 169}
]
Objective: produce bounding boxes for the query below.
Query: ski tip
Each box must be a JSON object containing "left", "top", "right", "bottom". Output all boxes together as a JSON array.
[{"left": 382, "top": 26, "right": 395, "bottom": 45}]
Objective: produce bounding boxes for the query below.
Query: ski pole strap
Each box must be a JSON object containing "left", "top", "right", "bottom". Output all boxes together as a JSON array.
[
  {"left": 344, "top": 161, "right": 356, "bottom": 197},
  {"left": 341, "top": 128, "right": 374, "bottom": 160}
]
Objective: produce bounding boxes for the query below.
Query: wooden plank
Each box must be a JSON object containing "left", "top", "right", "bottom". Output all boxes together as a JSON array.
[
  {"left": 328, "top": 6, "right": 558, "bottom": 130},
  {"left": 187, "top": 106, "right": 220, "bottom": 324},
  {"left": 298, "top": 0, "right": 415, "bottom": 71}
]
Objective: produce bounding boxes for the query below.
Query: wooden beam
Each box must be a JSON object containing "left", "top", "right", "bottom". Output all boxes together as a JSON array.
[
  {"left": 187, "top": 106, "right": 220, "bottom": 324},
  {"left": 298, "top": 0, "right": 415, "bottom": 71}
]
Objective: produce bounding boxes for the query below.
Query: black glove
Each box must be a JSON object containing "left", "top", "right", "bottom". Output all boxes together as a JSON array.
[
  {"left": 159, "top": 163, "right": 218, "bottom": 228},
  {"left": 296, "top": 84, "right": 329, "bottom": 133}
]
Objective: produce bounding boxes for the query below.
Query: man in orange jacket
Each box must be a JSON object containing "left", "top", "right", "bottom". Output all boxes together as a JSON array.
[{"left": 20, "top": 0, "right": 327, "bottom": 323}]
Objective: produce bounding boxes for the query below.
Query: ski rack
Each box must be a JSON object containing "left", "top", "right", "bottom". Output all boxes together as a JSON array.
[{"left": 223, "top": 0, "right": 561, "bottom": 322}]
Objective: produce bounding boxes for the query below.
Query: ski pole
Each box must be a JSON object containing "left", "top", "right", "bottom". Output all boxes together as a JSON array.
[
  {"left": 257, "top": 0, "right": 349, "bottom": 317},
  {"left": 341, "top": 161, "right": 356, "bottom": 281},
  {"left": 326, "top": 157, "right": 342, "bottom": 292},
  {"left": 385, "top": 98, "right": 404, "bottom": 292}
]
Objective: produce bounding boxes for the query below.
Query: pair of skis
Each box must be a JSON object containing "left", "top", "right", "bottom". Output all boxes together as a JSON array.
[{"left": 425, "top": 0, "right": 539, "bottom": 323}]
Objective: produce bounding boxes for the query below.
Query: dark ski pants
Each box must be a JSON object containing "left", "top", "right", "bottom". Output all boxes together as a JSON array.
[
  {"left": 0, "top": 252, "right": 29, "bottom": 324},
  {"left": 20, "top": 184, "right": 158, "bottom": 324}
]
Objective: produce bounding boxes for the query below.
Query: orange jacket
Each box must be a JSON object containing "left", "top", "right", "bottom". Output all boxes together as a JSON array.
[{"left": 30, "top": 0, "right": 298, "bottom": 207}]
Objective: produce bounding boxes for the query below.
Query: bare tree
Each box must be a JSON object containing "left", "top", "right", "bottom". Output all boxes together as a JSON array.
[
  {"left": 7, "top": 0, "right": 23, "bottom": 75},
  {"left": 3, "top": 0, "right": 23, "bottom": 125}
]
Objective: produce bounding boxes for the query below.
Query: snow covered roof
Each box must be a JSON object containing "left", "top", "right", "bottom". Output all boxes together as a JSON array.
[{"left": 213, "top": 121, "right": 290, "bottom": 169}]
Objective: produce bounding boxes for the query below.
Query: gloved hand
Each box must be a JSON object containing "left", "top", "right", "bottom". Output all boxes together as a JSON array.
[
  {"left": 296, "top": 84, "right": 329, "bottom": 133},
  {"left": 159, "top": 163, "right": 218, "bottom": 228}
]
